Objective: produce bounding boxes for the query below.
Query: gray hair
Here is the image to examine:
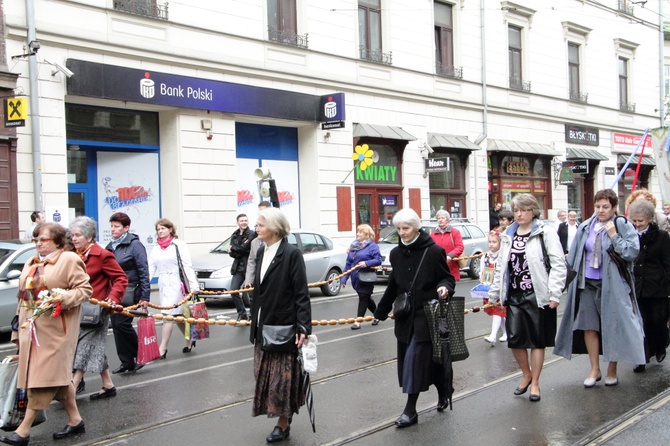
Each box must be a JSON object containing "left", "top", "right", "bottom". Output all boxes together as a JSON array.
[
  {"left": 628, "top": 199, "right": 655, "bottom": 221},
  {"left": 435, "top": 209, "right": 451, "bottom": 220},
  {"left": 392, "top": 208, "right": 422, "bottom": 231},
  {"left": 258, "top": 207, "right": 290, "bottom": 238},
  {"left": 511, "top": 193, "right": 541, "bottom": 219},
  {"left": 70, "top": 216, "right": 98, "bottom": 241}
]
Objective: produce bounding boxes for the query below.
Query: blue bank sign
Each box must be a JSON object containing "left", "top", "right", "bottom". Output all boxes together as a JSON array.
[{"left": 66, "top": 59, "right": 345, "bottom": 123}]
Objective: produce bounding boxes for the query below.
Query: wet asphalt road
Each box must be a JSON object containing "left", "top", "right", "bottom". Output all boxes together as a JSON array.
[{"left": 1, "top": 277, "right": 669, "bottom": 445}]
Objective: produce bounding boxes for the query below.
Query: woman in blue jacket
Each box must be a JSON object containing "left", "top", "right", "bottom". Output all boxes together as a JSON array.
[{"left": 342, "top": 224, "right": 383, "bottom": 329}]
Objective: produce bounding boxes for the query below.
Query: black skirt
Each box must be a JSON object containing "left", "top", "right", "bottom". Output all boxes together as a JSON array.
[{"left": 505, "top": 292, "right": 557, "bottom": 349}]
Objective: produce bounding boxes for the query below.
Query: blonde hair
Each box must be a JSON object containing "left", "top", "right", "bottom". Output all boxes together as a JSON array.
[
  {"left": 625, "top": 189, "right": 657, "bottom": 207},
  {"left": 356, "top": 224, "right": 375, "bottom": 240}
]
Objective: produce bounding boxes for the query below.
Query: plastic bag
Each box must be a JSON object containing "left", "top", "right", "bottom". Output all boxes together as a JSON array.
[
  {"left": 302, "top": 335, "right": 318, "bottom": 373},
  {"left": 137, "top": 317, "right": 161, "bottom": 364}
]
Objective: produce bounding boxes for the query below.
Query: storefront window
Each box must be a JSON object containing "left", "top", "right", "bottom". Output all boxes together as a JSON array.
[
  {"left": 67, "top": 150, "right": 87, "bottom": 183},
  {"left": 492, "top": 154, "right": 551, "bottom": 216},
  {"left": 66, "top": 105, "right": 159, "bottom": 145},
  {"left": 354, "top": 144, "right": 401, "bottom": 185},
  {"left": 428, "top": 154, "right": 462, "bottom": 189}
]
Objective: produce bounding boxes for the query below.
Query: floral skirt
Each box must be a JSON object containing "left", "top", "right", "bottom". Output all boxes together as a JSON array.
[
  {"left": 72, "top": 316, "right": 110, "bottom": 373},
  {"left": 252, "top": 344, "right": 304, "bottom": 418}
]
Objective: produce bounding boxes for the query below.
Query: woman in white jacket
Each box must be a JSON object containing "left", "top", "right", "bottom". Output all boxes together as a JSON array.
[
  {"left": 488, "top": 194, "right": 566, "bottom": 403},
  {"left": 149, "top": 218, "right": 199, "bottom": 359}
]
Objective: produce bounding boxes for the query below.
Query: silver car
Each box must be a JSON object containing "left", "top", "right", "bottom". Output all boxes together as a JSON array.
[
  {"left": 192, "top": 229, "right": 347, "bottom": 299},
  {"left": 0, "top": 241, "right": 37, "bottom": 333},
  {"left": 376, "top": 221, "right": 489, "bottom": 280}
]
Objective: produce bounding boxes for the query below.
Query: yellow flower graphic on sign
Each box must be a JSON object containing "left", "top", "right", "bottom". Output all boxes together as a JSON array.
[{"left": 353, "top": 144, "right": 374, "bottom": 171}]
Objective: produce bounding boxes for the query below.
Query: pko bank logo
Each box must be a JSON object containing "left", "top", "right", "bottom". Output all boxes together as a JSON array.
[
  {"left": 324, "top": 96, "right": 337, "bottom": 119},
  {"left": 140, "top": 72, "right": 155, "bottom": 99}
]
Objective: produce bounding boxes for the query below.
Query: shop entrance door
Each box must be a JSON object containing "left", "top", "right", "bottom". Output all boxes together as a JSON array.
[{"left": 355, "top": 188, "right": 401, "bottom": 240}]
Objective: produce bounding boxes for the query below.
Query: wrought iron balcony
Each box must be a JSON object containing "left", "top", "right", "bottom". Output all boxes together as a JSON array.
[
  {"left": 619, "top": 101, "right": 636, "bottom": 113},
  {"left": 359, "top": 46, "right": 393, "bottom": 65},
  {"left": 617, "top": 0, "right": 634, "bottom": 15},
  {"left": 569, "top": 90, "right": 589, "bottom": 104},
  {"left": 113, "top": 0, "right": 168, "bottom": 20},
  {"left": 436, "top": 63, "right": 463, "bottom": 80},
  {"left": 268, "top": 27, "right": 309, "bottom": 49},
  {"left": 509, "top": 76, "right": 531, "bottom": 92}
]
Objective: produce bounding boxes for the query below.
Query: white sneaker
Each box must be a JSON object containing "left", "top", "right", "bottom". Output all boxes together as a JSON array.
[
  {"left": 484, "top": 336, "right": 496, "bottom": 345},
  {"left": 499, "top": 335, "right": 508, "bottom": 342}
]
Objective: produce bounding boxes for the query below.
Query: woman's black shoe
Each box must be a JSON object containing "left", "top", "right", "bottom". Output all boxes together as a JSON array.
[
  {"left": 633, "top": 364, "right": 646, "bottom": 373},
  {"left": 266, "top": 426, "right": 290, "bottom": 443},
  {"left": 514, "top": 380, "right": 532, "bottom": 395},
  {"left": 0, "top": 432, "right": 30, "bottom": 446},
  {"left": 656, "top": 352, "right": 666, "bottom": 363},
  {"left": 160, "top": 350, "right": 168, "bottom": 359},
  {"left": 89, "top": 387, "right": 116, "bottom": 400},
  {"left": 394, "top": 412, "right": 418, "bottom": 428},
  {"left": 76, "top": 379, "right": 85, "bottom": 394},
  {"left": 529, "top": 393, "right": 541, "bottom": 402},
  {"left": 53, "top": 420, "right": 85, "bottom": 439},
  {"left": 437, "top": 397, "right": 449, "bottom": 412}
]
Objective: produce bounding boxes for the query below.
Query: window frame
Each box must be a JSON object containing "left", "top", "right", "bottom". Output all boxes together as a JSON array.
[{"left": 434, "top": 2, "right": 454, "bottom": 73}]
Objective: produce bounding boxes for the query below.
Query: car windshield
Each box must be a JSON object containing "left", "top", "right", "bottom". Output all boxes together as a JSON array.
[
  {"left": 0, "top": 247, "right": 16, "bottom": 265},
  {"left": 210, "top": 237, "right": 232, "bottom": 253}
]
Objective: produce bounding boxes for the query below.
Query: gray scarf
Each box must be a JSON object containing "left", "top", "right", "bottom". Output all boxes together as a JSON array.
[{"left": 590, "top": 221, "right": 607, "bottom": 269}]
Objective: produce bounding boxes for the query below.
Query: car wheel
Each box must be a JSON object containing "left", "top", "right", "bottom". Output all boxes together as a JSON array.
[
  {"left": 320, "top": 268, "right": 342, "bottom": 296},
  {"left": 467, "top": 256, "right": 481, "bottom": 279}
]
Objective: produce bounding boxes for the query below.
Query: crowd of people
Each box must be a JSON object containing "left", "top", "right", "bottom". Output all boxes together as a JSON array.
[{"left": 3, "top": 188, "right": 669, "bottom": 444}]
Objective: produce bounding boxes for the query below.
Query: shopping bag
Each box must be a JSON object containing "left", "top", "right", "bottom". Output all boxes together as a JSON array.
[
  {"left": 137, "top": 317, "right": 161, "bottom": 364},
  {"left": 0, "top": 358, "right": 46, "bottom": 432},
  {"left": 188, "top": 301, "right": 210, "bottom": 341},
  {"left": 446, "top": 296, "right": 469, "bottom": 362}
]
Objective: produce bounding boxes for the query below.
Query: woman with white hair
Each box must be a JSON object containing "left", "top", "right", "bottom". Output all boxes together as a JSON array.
[
  {"left": 374, "top": 208, "right": 455, "bottom": 428},
  {"left": 430, "top": 210, "right": 464, "bottom": 282},
  {"left": 249, "top": 207, "right": 312, "bottom": 443}
]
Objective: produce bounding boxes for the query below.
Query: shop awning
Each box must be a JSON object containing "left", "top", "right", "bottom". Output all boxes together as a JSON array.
[
  {"left": 567, "top": 147, "right": 608, "bottom": 161},
  {"left": 353, "top": 123, "right": 417, "bottom": 141},
  {"left": 427, "top": 133, "right": 480, "bottom": 151},
  {"left": 487, "top": 139, "right": 559, "bottom": 156},
  {"left": 617, "top": 154, "right": 656, "bottom": 166}
]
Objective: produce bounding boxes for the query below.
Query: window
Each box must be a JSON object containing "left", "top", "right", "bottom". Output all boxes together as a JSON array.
[
  {"left": 359, "top": 0, "right": 391, "bottom": 64},
  {"left": 113, "top": 0, "right": 168, "bottom": 20},
  {"left": 508, "top": 25, "right": 529, "bottom": 91},
  {"left": 568, "top": 43, "right": 587, "bottom": 103},
  {"left": 267, "top": 0, "right": 307, "bottom": 48},
  {"left": 619, "top": 57, "right": 635, "bottom": 112},
  {"left": 434, "top": 2, "right": 461, "bottom": 78}
]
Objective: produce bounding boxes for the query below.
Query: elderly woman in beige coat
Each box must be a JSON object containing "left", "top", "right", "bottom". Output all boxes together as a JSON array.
[{"left": 0, "top": 223, "right": 92, "bottom": 446}]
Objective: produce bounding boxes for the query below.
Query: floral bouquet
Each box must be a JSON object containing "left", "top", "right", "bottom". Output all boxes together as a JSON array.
[{"left": 21, "top": 288, "right": 68, "bottom": 345}]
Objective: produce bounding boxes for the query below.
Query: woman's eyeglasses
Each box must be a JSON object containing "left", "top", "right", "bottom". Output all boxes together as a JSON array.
[{"left": 32, "top": 237, "right": 53, "bottom": 244}]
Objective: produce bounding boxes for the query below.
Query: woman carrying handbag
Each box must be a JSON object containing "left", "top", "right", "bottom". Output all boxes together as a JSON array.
[{"left": 341, "top": 224, "right": 383, "bottom": 330}]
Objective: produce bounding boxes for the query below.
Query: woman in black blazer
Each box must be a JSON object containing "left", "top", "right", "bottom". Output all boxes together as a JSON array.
[
  {"left": 249, "top": 208, "right": 311, "bottom": 444},
  {"left": 374, "top": 208, "right": 455, "bottom": 428}
]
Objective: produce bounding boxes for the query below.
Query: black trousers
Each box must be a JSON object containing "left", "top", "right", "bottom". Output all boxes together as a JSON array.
[
  {"left": 230, "top": 272, "right": 248, "bottom": 318},
  {"left": 111, "top": 313, "right": 139, "bottom": 368}
]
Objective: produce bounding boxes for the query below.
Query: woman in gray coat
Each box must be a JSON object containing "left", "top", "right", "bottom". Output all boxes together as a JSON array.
[{"left": 554, "top": 189, "right": 644, "bottom": 387}]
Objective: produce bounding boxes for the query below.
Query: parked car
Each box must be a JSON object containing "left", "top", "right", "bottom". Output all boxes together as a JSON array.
[
  {"left": 0, "top": 240, "right": 37, "bottom": 333},
  {"left": 192, "top": 229, "right": 347, "bottom": 299},
  {"left": 376, "top": 220, "right": 489, "bottom": 280}
]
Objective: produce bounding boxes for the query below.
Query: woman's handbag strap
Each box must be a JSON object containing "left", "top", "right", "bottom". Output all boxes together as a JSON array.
[{"left": 409, "top": 248, "right": 429, "bottom": 293}]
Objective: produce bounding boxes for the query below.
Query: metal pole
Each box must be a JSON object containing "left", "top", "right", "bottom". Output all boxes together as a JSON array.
[
  {"left": 26, "top": 0, "right": 43, "bottom": 212},
  {"left": 660, "top": 0, "right": 665, "bottom": 126}
]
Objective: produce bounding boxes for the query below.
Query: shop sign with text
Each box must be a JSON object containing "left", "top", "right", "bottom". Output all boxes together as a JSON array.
[
  {"left": 565, "top": 124, "right": 599, "bottom": 146},
  {"left": 612, "top": 132, "right": 651, "bottom": 154}
]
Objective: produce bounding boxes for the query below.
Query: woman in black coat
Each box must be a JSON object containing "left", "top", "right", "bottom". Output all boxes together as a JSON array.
[
  {"left": 374, "top": 208, "right": 455, "bottom": 428},
  {"left": 249, "top": 208, "right": 311, "bottom": 444},
  {"left": 628, "top": 200, "right": 670, "bottom": 372}
]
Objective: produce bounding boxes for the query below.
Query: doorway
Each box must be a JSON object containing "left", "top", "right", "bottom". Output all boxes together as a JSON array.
[{"left": 355, "top": 188, "right": 402, "bottom": 240}]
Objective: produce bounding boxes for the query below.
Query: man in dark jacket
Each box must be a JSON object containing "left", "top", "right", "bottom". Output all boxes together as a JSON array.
[
  {"left": 229, "top": 213, "right": 256, "bottom": 321},
  {"left": 106, "top": 212, "right": 151, "bottom": 373}
]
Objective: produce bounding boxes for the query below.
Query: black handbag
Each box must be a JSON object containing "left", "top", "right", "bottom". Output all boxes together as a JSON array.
[
  {"left": 539, "top": 233, "right": 576, "bottom": 292},
  {"left": 121, "top": 283, "right": 139, "bottom": 307},
  {"left": 80, "top": 301, "right": 105, "bottom": 328},
  {"left": 261, "top": 325, "right": 297, "bottom": 352},
  {"left": 358, "top": 270, "right": 377, "bottom": 283},
  {"left": 174, "top": 243, "right": 191, "bottom": 295},
  {"left": 392, "top": 248, "right": 428, "bottom": 318}
]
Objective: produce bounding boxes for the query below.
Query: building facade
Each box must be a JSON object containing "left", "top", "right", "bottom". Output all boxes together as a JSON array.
[{"left": 4, "top": 0, "right": 663, "bottom": 251}]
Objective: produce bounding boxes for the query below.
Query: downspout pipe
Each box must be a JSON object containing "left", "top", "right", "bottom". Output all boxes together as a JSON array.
[
  {"left": 474, "top": 0, "right": 488, "bottom": 146},
  {"left": 26, "top": 0, "right": 43, "bottom": 212},
  {"left": 659, "top": 0, "right": 665, "bottom": 127}
]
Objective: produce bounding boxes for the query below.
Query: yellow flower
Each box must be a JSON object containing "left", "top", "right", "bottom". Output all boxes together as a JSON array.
[{"left": 352, "top": 144, "right": 374, "bottom": 171}]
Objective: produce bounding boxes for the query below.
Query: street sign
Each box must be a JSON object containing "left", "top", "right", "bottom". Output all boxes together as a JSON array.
[
  {"left": 4, "top": 97, "right": 27, "bottom": 127},
  {"left": 322, "top": 120, "right": 345, "bottom": 130}
]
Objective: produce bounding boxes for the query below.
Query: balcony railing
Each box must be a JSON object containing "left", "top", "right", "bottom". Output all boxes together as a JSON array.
[
  {"left": 569, "top": 90, "right": 589, "bottom": 104},
  {"left": 620, "top": 101, "right": 636, "bottom": 113},
  {"left": 436, "top": 63, "right": 464, "bottom": 80},
  {"left": 268, "top": 27, "right": 309, "bottom": 49},
  {"left": 113, "top": 0, "right": 168, "bottom": 20},
  {"left": 359, "top": 46, "right": 393, "bottom": 65},
  {"left": 617, "top": 0, "right": 634, "bottom": 15},
  {"left": 509, "top": 76, "right": 531, "bottom": 92}
]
